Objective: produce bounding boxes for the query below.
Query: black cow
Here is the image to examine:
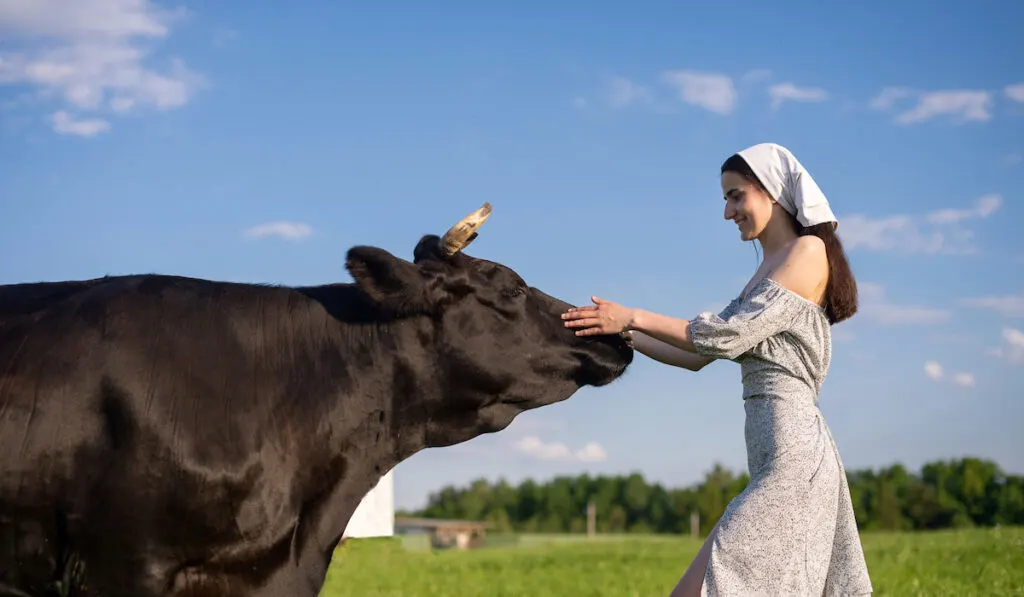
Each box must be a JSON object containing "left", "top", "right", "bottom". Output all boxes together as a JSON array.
[{"left": 0, "top": 203, "right": 633, "bottom": 597}]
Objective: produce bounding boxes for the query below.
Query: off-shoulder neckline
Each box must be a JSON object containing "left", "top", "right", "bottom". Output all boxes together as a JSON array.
[{"left": 738, "top": 276, "right": 827, "bottom": 314}]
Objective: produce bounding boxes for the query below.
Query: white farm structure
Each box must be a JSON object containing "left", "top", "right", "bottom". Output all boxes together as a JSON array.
[{"left": 341, "top": 469, "right": 395, "bottom": 538}]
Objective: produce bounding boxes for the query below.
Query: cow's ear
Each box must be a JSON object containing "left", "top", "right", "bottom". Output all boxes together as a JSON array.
[{"left": 346, "top": 246, "right": 433, "bottom": 315}]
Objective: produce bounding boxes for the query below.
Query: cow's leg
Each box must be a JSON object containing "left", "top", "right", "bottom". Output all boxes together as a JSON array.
[
  {"left": 244, "top": 571, "right": 322, "bottom": 597},
  {"left": 240, "top": 546, "right": 334, "bottom": 597},
  {"left": 165, "top": 567, "right": 322, "bottom": 597},
  {"left": 163, "top": 545, "right": 333, "bottom": 597},
  {"left": 0, "top": 515, "right": 70, "bottom": 597},
  {"left": 0, "top": 581, "right": 79, "bottom": 597},
  {"left": 165, "top": 568, "right": 248, "bottom": 597}
]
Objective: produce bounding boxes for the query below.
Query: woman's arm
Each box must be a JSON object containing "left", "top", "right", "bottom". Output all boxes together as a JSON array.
[
  {"left": 628, "top": 236, "right": 829, "bottom": 353},
  {"left": 563, "top": 237, "right": 830, "bottom": 361},
  {"left": 628, "top": 309, "right": 700, "bottom": 353},
  {"left": 630, "top": 330, "right": 715, "bottom": 371},
  {"left": 562, "top": 296, "right": 703, "bottom": 353}
]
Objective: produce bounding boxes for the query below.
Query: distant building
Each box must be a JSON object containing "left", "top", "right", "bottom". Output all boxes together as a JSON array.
[
  {"left": 394, "top": 516, "right": 489, "bottom": 550},
  {"left": 342, "top": 470, "right": 395, "bottom": 538}
]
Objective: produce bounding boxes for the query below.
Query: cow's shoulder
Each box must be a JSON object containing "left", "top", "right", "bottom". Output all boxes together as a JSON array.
[{"left": 0, "top": 276, "right": 114, "bottom": 321}]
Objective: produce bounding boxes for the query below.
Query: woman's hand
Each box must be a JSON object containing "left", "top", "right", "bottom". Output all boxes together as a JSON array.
[{"left": 561, "top": 296, "right": 637, "bottom": 337}]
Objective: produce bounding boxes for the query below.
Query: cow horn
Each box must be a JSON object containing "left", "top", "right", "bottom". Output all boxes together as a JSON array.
[{"left": 439, "top": 202, "right": 492, "bottom": 257}]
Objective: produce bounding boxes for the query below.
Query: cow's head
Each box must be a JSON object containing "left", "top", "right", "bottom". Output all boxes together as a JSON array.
[{"left": 345, "top": 203, "right": 633, "bottom": 446}]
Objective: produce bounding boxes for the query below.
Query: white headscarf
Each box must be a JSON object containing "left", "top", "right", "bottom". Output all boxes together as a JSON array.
[{"left": 736, "top": 142, "right": 838, "bottom": 230}]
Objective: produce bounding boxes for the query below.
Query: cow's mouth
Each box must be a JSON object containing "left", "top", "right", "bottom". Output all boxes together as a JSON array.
[
  {"left": 573, "top": 340, "right": 632, "bottom": 387},
  {"left": 587, "top": 332, "right": 634, "bottom": 365}
]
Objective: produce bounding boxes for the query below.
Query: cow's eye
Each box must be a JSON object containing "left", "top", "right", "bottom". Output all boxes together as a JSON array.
[{"left": 501, "top": 286, "right": 526, "bottom": 298}]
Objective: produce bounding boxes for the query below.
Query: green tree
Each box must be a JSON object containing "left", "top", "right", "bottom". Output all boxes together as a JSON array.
[{"left": 405, "top": 457, "right": 1021, "bottom": 536}]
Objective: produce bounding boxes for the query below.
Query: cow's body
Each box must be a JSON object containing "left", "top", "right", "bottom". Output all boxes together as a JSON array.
[{"left": 0, "top": 207, "right": 632, "bottom": 596}]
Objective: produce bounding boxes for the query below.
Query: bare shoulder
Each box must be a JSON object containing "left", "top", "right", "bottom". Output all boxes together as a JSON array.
[
  {"left": 768, "top": 236, "right": 828, "bottom": 304},
  {"left": 789, "top": 235, "right": 827, "bottom": 263}
]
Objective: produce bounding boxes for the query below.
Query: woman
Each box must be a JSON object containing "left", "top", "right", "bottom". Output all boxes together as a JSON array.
[{"left": 561, "top": 143, "right": 873, "bottom": 596}]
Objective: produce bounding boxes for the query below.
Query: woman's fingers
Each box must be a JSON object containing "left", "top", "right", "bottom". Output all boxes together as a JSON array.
[
  {"left": 561, "top": 301, "right": 617, "bottom": 338},
  {"left": 563, "top": 316, "right": 603, "bottom": 328},
  {"left": 566, "top": 304, "right": 598, "bottom": 312},
  {"left": 562, "top": 306, "right": 599, "bottom": 319},
  {"left": 560, "top": 296, "right": 623, "bottom": 336}
]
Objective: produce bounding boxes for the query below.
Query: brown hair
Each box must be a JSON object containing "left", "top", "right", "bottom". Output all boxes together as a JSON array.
[{"left": 721, "top": 153, "right": 858, "bottom": 325}]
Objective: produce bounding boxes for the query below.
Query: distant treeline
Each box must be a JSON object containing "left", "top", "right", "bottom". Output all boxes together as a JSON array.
[{"left": 398, "top": 458, "right": 1024, "bottom": 535}]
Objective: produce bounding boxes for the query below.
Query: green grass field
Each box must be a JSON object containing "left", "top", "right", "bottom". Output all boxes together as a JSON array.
[{"left": 320, "top": 527, "right": 1024, "bottom": 596}]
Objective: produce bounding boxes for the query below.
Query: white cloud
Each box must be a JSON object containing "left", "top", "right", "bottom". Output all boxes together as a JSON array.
[
  {"left": 507, "top": 416, "right": 565, "bottom": 433},
  {"left": 661, "top": 70, "right": 736, "bottom": 115},
  {"left": 988, "top": 328, "right": 1024, "bottom": 365},
  {"left": 0, "top": 0, "right": 176, "bottom": 38},
  {"left": 741, "top": 68, "right": 772, "bottom": 83},
  {"left": 859, "top": 283, "right": 950, "bottom": 325},
  {"left": 870, "top": 86, "right": 914, "bottom": 111},
  {"left": 514, "top": 436, "right": 608, "bottom": 463},
  {"left": 1006, "top": 83, "right": 1024, "bottom": 103},
  {"left": 0, "top": 0, "right": 202, "bottom": 136},
  {"left": 839, "top": 194, "right": 1002, "bottom": 256},
  {"left": 894, "top": 90, "right": 992, "bottom": 125},
  {"left": 50, "top": 109, "right": 110, "bottom": 136},
  {"left": 951, "top": 372, "right": 975, "bottom": 387},
  {"left": 575, "top": 442, "right": 607, "bottom": 462},
  {"left": 927, "top": 194, "right": 1002, "bottom": 224},
  {"left": 838, "top": 214, "right": 915, "bottom": 252},
  {"left": 243, "top": 221, "right": 313, "bottom": 242},
  {"left": 960, "top": 294, "right": 1024, "bottom": 318},
  {"left": 924, "top": 360, "right": 975, "bottom": 387},
  {"left": 768, "top": 82, "right": 828, "bottom": 109},
  {"left": 839, "top": 214, "right": 975, "bottom": 255},
  {"left": 604, "top": 76, "right": 651, "bottom": 108}
]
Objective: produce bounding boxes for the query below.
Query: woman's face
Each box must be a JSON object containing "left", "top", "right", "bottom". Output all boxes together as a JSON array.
[{"left": 721, "top": 170, "right": 776, "bottom": 242}]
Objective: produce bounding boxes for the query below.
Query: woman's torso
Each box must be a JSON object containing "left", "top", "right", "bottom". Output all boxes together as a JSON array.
[{"left": 718, "top": 278, "right": 834, "bottom": 476}]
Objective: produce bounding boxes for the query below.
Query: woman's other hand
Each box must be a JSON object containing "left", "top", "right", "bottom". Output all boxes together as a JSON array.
[{"left": 561, "top": 296, "right": 636, "bottom": 336}]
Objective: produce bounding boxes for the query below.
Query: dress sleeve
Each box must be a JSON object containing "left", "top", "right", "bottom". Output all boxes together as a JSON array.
[{"left": 688, "top": 278, "right": 804, "bottom": 360}]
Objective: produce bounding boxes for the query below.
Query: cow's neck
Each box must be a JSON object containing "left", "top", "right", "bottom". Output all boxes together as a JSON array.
[{"left": 288, "top": 283, "right": 442, "bottom": 557}]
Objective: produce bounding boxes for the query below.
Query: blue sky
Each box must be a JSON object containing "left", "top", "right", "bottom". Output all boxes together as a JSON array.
[{"left": 1, "top": 1, "right": 1022, "bottom": 511}]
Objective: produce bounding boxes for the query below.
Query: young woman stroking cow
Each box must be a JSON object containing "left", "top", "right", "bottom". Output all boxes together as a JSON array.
[{"left": 561, "top": 143, "right": 873, "bottom": 596}]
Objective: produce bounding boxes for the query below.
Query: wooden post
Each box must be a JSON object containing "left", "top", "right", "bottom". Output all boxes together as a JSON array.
[
  {"left": 587, "top": 500, "right": 596, "bottom": 538},
  {"left": 690, "top": 511, "right": 700, "bottom": 539}
]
